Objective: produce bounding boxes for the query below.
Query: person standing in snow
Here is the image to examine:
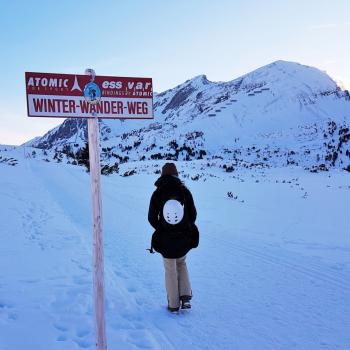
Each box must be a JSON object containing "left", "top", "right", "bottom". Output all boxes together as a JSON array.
[{"left": 148, "top": 162, "right": 199, "bottom": 312}]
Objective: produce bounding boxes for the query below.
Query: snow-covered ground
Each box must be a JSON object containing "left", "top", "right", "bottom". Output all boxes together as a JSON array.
[{"left": 0, "top": 159, "right": 349, "bottom": 349}]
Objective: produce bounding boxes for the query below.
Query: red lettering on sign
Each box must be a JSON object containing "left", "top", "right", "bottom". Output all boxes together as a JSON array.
[
  {"left": 96, "top": 103, "right": 102, "bottom": 114},
  {"left": 80, "top": 100, "right": 89, "bottom": 113},
  {"left": 48, "top": 99, "right": 55, "bottom": 112},
  {"left": 69, "top": 100, "right": 76, "bottom": 113},
  {"left": 33, "top": 98, "right": 44, "bottom": 112},
  {"left": 56, "top": 100, "right": 61, "bottom": 113},
  {"left": 111, "top": 101, "right": 123, "bottom": 114},
  {"left": 62, "top": 100, "right": 69, "bottom": 113},
  {"left": 111, "top": 101, "right": 116, "bottom": 114},
  {"left": 127, "top": 101, "right": 148, "bottom": 114},
  {"left": 117, "top": 101, "right": 123, "bottom": 114},
  {"left": 142, "top": 102, "right": 148, "bottom": 114},
  {"left": 103, "top": 101, "right": 111, "bottom": 114},
  {"left": 127, "top": 102, "right": 136, "bottom": 114},
  {"left": 90, "top": 104, "right": 97, "bottom": 114}
]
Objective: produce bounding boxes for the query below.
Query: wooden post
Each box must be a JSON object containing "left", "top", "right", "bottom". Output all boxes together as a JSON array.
[{"left": 87, "top": 117, "right": 107, "bottom": 350}]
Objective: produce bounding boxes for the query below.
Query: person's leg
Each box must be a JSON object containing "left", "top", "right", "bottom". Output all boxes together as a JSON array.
[
  {"left": 176, "top": 255, "right": 192, "bottom": 299},
  {"left": 163, "top": 258, "right": 180, "bottom": 309}
]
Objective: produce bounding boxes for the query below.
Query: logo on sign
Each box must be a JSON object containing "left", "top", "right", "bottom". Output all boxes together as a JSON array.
[{"left": 84, "top": 82, "right": 101, "bottom": 105}]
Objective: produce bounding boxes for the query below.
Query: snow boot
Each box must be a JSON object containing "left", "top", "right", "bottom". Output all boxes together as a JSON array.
[
  {"left": 167, "top": 306, "right": 180, "bottom": 313},
  {"left": 180, "top": 295, "right": 192, "bottom": 309}
]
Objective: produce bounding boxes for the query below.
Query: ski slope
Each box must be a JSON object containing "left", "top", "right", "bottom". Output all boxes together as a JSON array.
[{"left": 0, "top": 159, "right": 349, "bottom": 349}]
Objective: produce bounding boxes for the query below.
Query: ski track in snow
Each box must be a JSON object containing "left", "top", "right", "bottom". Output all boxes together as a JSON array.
[{"left": 0, "top": 160, "right": 349, "bottom": 349}]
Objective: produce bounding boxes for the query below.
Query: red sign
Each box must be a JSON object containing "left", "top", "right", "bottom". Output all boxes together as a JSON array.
[{"left": 25, "top": 72, "right": 153, "bottom": 119}]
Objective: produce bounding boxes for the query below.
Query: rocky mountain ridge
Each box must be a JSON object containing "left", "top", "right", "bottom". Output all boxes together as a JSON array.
[{"left": 19, "top": 60, "right": 350, "bottom": 173}]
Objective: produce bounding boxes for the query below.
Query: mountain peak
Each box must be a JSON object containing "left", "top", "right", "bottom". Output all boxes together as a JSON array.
[
  {"left": 184, "top": 74, "right": 210, "bottom": 88},
  {"left": 240, "top": 60, "right": 338, "bottom": 93},
  {"left": 269, "top": 59, "right": 301, "bottom": 67}
]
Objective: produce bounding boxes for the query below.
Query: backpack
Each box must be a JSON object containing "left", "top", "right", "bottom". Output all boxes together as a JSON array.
[
  {"left": 159, "top": 185, "right": 188, "bottom": 232},
  {"left": 163, "top": 199, "right": 184, "bottom": 225},
  {"left": 147, "top": 184, "right": 199, "bottom": 255}
]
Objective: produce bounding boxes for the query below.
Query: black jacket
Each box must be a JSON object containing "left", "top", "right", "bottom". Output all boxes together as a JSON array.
[{"left": 148, "top": 175, "right": 198, "bottom": 258}]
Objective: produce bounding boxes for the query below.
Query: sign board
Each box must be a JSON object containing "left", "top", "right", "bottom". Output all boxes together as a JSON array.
[
  {"left": 25, "top": 72, "right": 153, "bottom": 119},
  {"left": 25, "top": 67, "right": 153, "bottom": 350}
]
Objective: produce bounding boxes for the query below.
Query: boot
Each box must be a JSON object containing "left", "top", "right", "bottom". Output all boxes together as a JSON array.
[
  {"left": 180, "top": 295, "right": 192, "bottom": 309},
  {"left": 167, "top": 306, "right": 180, "bottom": 313}
]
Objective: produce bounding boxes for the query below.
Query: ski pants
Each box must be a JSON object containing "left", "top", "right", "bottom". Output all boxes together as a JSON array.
[{"left": 163, "top": 255, "right": 192, "bottom": 309}]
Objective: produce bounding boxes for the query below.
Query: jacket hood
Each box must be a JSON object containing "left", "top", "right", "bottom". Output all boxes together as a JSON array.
[{"left": 154, "top": 175, "right": 182, "bottom": 188}]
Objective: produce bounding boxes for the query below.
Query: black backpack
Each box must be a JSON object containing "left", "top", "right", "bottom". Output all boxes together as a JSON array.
[{"left": 147, "top": 185, "right": 199, "bottom": 254}]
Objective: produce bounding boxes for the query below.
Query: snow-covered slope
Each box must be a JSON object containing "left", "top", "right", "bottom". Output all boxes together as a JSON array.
[
  {"left": 21, "top": 60, "right": 350, "bottom": 171},
  {"left": 1, "top": 158, "right": 350, "bottom": 349}
]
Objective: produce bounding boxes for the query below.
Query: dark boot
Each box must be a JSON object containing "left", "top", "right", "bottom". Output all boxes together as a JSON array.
[
  {"left": 167, "top": 306, "right": 180, "bottom": 313},
  {"left": 180, "top": 295, "right": 192, "bottom": 309}
]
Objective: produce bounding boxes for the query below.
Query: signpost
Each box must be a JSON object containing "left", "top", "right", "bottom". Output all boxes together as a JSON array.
[
  {"left": 25, "top": 71, "right": 153, "bottom": 119},
  {"left": 25, "top": 70, "right": 153, "bottom": 350}
]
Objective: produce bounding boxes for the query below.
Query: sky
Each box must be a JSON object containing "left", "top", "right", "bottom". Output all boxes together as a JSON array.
[{"left": 1, "top": 0, "right": 349, "bottom": 145}]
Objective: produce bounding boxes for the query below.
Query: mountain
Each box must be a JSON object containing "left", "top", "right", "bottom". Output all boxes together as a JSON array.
[{"left": 25, "top": 60, "right": 350, "bottom": 171}]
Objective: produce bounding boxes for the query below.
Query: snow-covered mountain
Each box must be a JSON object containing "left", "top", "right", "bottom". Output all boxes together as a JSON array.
[
  {"left": 1, "top": 62, "right": 350, "bottom": 350},
  {"left": 24, "top": 60, "right": 350, "bottom": 171}
]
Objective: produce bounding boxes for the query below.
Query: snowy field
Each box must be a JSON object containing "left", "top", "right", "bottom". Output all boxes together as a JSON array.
[{"left": 0, "top": 159, "right": 349, "bottom": 350}]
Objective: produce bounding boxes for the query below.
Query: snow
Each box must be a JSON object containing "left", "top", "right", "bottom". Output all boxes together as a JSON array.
[
  {"left": 1, "top": 158, "right": 349, "bottom": 349},
  {"left": 0, "top": 59, "right": 349, "bottom": 349},
  {"left": 237, "top": 60, "right": 338, "bottom": 95},
  {"left": 28, "top": 60, "right": 350, "bottom": 159},
  {"left": 21, "top": 61, "right": 349, "bottom": 180}
]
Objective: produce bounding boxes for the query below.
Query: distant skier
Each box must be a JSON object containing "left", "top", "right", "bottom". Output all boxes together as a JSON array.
[{"left": 148, "top": 162, "right": 199, "bottom": 313}]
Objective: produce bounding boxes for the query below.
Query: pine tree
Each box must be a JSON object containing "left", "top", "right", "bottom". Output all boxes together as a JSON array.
[{"left": 76, "top": 142, "right": 90, "bottom": 171}]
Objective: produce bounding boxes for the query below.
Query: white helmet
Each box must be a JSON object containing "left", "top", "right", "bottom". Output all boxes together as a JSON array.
[{"left": 163, "top": 199, "right": 184, "bottom": 225}]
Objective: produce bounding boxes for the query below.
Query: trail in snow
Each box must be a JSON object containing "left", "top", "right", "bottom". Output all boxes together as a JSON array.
[{"left": 0, "top": 160, "right": 350, "bottom": 349}]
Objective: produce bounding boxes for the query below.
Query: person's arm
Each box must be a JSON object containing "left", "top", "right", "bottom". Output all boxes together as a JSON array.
[
  {"left": 148, "top": 190, "right": 160, "bottom": 230},
  {"left": 185, "top": 189, "right": 197, "bottom": 223}
]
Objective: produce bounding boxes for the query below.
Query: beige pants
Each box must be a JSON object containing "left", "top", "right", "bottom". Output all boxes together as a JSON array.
[{"left": 163, "top": 255, "right": 192, "bottom": 308}]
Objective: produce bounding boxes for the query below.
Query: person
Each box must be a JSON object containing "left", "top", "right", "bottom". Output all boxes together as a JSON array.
[{"left": 148, "top": 162, "right": 198, "bottom": 313}]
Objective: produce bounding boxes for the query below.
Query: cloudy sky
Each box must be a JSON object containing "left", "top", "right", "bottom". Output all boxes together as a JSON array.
[{"left": 1, "top": 0, "right": 349, "bottom": 145}]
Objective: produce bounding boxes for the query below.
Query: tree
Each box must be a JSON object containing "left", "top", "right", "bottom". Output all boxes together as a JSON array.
[{"left": 76, "top": 142, "right": 90, "bottom": 171}]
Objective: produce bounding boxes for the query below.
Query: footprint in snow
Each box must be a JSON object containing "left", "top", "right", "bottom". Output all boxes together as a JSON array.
[
  {"left": 0, "top": 301, "right": 14, "bottom": 309},
  {"left": 76, "top": 328, "right": 90, "bottom": 338},
  {"left": 0, "top": 302, "right": 18, "bottom": 322},
  {"left": 135, "top": 297, "right": 144, "bottom": 306},
  {"left": 56, "top": 335, "right": 67, "bottom": 342},
  {"left": 120, "top": 311, "right": 143, "bottom": 324},
  {"left": 114, "top": 270, "right": 128, "bottom": 279},
  {"left": 74, "top": 338, "right": 93, "bottom": 349},
  {"left": 126, "top": 330, "right": 159, "bottom": 349},
  {"left": 127, "top": 285, "right": 137, "bottom": 293},
  {"left": 53, "top": 323, "right": 69, "bottom": 332}
]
